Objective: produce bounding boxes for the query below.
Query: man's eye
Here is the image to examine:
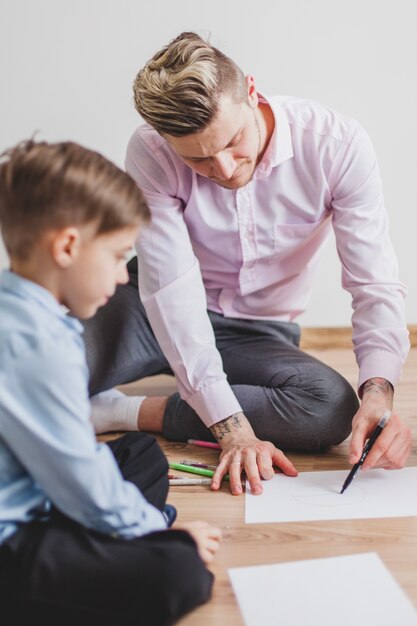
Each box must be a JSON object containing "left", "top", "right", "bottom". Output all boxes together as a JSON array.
[{"left": 227, "top": 134, "right": 241, "bottom": 149}]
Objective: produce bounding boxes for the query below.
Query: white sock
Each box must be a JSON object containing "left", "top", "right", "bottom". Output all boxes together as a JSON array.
[{"left": 90, "top": 388, "right": 145, "bottom": 434}]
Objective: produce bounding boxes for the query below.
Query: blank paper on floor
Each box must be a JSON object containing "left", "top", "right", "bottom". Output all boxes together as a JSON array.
[
  {"left": 229, "top": 552, "right": 417, "bottom": 626},
  {"left": 245, "top": 466, "right": 417, "bottom": 524}
]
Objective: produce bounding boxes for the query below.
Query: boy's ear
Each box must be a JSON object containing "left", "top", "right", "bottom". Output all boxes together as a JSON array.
[{"left": 51, "top": 227, "right": 81, "bottom": 268}]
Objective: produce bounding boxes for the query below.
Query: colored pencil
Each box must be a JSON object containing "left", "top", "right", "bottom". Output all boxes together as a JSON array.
[
  {"left": 169, "top": 462, "right": 230, "bottom": 481},
  {"left": 180, "top": 459, "right": 218, "bottom": 470},
  {"left": 187, "top": 439, "right": 221, "bottom": 450},
  {"left": 169, "top": 462, "right": 215, "bottom": 477},
  {"left": 169, "top": 477, "right": 212, "bottom": 486}
]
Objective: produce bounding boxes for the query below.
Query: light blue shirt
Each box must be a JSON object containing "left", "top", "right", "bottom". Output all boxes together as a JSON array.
[{"left": 0, "top": 270, "right": 166, "bottom": 544}]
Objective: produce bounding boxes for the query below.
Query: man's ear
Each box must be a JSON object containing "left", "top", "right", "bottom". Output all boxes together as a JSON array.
[
  {"left": 51, "top": 227, "right": 81, "bottom": 268},
  {"left": 245, "top": 75, "right": 258, "bottom": 108}
]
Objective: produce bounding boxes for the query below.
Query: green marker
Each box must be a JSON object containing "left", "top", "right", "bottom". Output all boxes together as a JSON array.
[{"left": 169, "top": 462, "right": 230, "bottom": 481}]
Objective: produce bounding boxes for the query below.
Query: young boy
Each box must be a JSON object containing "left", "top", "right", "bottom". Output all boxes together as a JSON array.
[{"left": 0, "top": 139, "right": 221, "bottom": 626}]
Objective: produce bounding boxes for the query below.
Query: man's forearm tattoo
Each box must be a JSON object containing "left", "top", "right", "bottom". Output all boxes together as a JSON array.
[
  {"left": 362, "top": 378, "right": 393, "bottom": 403},
  {"left": 210, "top": 412, "right": 243, "bottom": 441}
]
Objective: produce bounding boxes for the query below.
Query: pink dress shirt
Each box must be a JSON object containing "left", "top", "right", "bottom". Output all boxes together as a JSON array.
[{"left": 125, "top": 95, "right": 409, "bottom": 428}]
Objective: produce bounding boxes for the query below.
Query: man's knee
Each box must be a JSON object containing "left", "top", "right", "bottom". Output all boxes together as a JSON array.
[
  {"left": 287, "top": 363, "right": 358, "bottom": 450},
  {"left": 258, "top": 364, "right": 359, "bottom": 451},
  {"left": 314, "top": 372, "right": 359, "bottom": 448}
]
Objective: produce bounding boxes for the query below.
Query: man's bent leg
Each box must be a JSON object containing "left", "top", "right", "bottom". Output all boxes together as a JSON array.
[{"left": 162, "top": 316, "right": 359, "bottom": 451}]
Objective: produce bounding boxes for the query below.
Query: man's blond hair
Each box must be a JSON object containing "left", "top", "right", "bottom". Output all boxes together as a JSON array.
[{"left": 133, "top": 32, "right": 247, "bottom": 136}]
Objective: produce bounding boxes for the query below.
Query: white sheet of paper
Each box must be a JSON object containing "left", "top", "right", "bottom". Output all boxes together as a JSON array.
[
  {"left": 245, "top": 466, "right": 417, "bottom": 524},
  {"left": 228, "top": 552, "right": 417, "bottom": 626}
]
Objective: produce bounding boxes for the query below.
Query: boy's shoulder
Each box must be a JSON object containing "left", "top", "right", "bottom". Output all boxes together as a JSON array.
[
  {"left": 0, "top": 271, "right": 84, "bottom": 371},
  {"left": 0, "top": 272, "right": 90, "bottom": 436}
]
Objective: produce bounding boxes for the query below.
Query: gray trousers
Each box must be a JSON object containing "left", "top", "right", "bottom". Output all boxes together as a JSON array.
[{"left": 82, "top": 258, "right": 359, "bottom": 452}]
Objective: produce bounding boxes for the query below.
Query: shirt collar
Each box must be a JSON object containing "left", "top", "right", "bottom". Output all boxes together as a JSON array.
[
  {"left": 255, "top": 93, "right": 294, "bottom": 179},
  {"left": 0, "top": 270, "right": 83, "bottom": 333}
]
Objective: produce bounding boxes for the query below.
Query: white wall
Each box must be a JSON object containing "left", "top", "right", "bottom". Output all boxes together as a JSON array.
[{"left": 0, "top": 0, "right": 416, "bottom": 325}]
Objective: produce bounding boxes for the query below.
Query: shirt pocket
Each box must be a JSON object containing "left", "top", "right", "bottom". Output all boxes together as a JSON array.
[{"left": 273, "top": 222, "right": 322, "bottom": 255}]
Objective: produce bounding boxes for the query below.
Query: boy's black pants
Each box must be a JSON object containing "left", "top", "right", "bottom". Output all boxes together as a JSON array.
[{"left": 0, "top": 433, "right": 213, "bottom": 626}]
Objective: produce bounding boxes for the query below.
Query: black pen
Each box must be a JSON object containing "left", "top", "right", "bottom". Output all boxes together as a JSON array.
[{"left": 340, "top": 410, "right": 391, "bottom": 494}]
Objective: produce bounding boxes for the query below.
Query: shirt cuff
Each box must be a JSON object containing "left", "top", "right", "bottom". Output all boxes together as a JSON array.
[
  {"left": 357, "top": 350, "right": 403, "bottom": 394},
  {"left": 184, "top": 379, "right": 242, "bottom": 428}
]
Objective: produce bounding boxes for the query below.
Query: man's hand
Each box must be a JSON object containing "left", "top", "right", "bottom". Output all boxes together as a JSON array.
[
  {"left": 209, "top": 412, "right": 298, "bottom": 495},
  {"left": 178, "top": 521, "right": 222, "bottom": 564},
  {"left": 350, "top": 378, "right": 411, "bottom": 470}
]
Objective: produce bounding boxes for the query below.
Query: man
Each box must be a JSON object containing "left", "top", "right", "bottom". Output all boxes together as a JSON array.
[{"left": 84, "top": 32, "right": 411, "bottom": 497}]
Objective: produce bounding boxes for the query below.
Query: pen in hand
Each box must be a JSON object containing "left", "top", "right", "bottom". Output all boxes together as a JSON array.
[{"left": 340, "top": 410, "right": 391, "bottom": 494}]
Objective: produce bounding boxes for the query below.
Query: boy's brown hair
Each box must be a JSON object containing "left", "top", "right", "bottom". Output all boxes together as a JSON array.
[{"left": 0, "top": 139, "right": 150, "bottom": 260}]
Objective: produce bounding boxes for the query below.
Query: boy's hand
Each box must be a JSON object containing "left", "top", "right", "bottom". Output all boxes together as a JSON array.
[{"left": 178, "top": 521, "right": 222, "bottom": 564}]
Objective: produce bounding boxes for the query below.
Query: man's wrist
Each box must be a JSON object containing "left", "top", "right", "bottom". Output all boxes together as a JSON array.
[
  {"left": 209, "top": 411, "right": 254, "bottom": 444},
  {"left": 361, "top": 377, "right": 394, "bottom": 407}
]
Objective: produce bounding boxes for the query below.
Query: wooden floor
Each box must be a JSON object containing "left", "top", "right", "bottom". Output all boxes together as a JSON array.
[{"left": 116, "top": 347, "right": 417, "bottom": 625}]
